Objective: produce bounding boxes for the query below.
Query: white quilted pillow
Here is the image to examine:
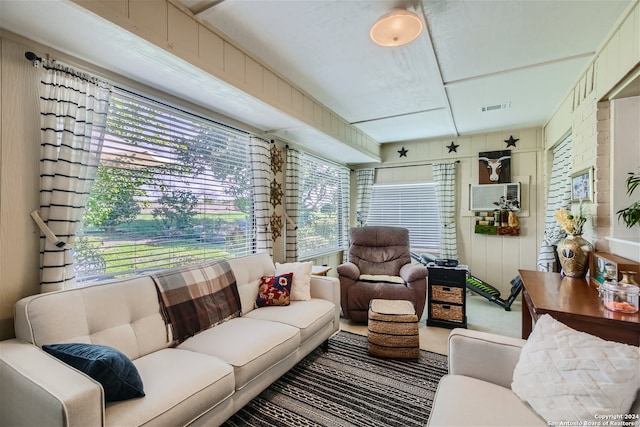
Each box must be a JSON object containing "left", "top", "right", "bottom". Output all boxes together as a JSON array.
[
  {"left": 274, "top": 261, "right": 312, "bottom": 301},
  {"left": 512, "top": 314, "right": 640, "bottom": 423}
]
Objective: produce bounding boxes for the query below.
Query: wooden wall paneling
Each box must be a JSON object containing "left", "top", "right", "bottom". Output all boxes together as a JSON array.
[
  {"left": 292, "top": 88, "right": 304, "bottom": 117},
  {"left": 263, "top": 69, "right": 278, "bottom": 104},
  {"left": 168, "top": 3, "right": 198, "bottom": 57},
  {"left": 223, "top": 41, "right": 245, "bottom": 86},
  {"left": 245, "top": 57, "right": 264, "bottom": 95},
  {"left": 198, "top": 25, "right": 224, "bottom": 75},
  {"left": 129, "top": 0, "right": 168, "bottom": 44},
  {"left": 277, "top": 78, "right": 292, "bottom": 110}
]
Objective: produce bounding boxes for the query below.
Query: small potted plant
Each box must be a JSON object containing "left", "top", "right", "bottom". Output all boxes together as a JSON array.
[{"left": 617, "top": 172, "right": 640, "bottom": 228}]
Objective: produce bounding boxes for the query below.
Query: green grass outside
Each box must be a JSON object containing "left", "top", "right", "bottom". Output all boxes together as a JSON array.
[{"left": 77, "top": 212, "right": 250, "bottom": 279}]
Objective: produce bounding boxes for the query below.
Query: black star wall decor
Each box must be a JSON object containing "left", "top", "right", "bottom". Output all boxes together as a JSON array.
[
  {"left": 447, "top": 141, "right": 459, "bottom": 153},
  {"left": 398, "top": 147, "right": 408, "bottom": 157},
  {"left": 504, "top": 135, "right": 519, "bottom": 147}
]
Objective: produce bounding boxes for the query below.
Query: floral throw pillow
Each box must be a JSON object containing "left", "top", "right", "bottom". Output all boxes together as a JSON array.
[{"left": 255, "top": 273, "right": 293, "bottom": 308}]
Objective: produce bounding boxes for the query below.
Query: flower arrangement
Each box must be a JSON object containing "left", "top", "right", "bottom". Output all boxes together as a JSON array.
[{"left": 555, "top": 200, "right": 587, "bottom": 235}]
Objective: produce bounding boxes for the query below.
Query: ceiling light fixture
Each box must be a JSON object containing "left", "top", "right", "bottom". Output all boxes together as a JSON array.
[{"left": 370, "top": 8, "right": 423, "bottom": 47}]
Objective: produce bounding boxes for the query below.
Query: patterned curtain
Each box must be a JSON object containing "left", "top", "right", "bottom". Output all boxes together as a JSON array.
[
  {"left": 339, "top": 165, "right": 351, "bottom": 259},
  {"left": 537, "top": 135, "right": 573, "bottom": 271},
  {"left": 36, "top": 61, "right": 112, "bottom": 292},
  {"left": 356, "top": 168, "right": 375, "bottom": 226},
  {"left": 285, "top": 146, "right": 300, "bottom": 262},
  {"left": 432, "top": 162, "right": 458, "bottom": 260},
  {"left": 250, "top": 136, "right": 273, "bottom": 256}
]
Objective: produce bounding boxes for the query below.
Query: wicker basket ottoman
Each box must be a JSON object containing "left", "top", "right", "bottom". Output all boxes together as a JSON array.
[{"left": 367, "top": 299, "right": 420, "bottom": 359}]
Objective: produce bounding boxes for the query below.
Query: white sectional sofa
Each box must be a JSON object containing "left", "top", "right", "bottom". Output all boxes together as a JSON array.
[
  {"left": 429, "top": 327, "right": 640, "bottom": 426},
  {"left": 0, "top": 252, "right": 340, "bottom": 426}
]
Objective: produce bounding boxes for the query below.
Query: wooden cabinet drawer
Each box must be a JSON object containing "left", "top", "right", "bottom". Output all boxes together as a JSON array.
[
  {"left": 431, "top": 285, "right": 464, "bottom": 304},
  {"left": 430, "top": 303, "right": 464, "bottom": 322},
  {"left": 428, "top": 268, "right": 466, "bottom": 285}
]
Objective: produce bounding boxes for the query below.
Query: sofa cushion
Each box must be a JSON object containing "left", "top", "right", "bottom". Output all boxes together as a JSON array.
[
  {"left": 106, "top": 348, "right": 235, "bottom": 427},
  {"left": 227, "top": 252, "right": 276, "bottom": 315},
  {"left": 275, "top": 261, "right": 313, "bottom": 300},
  {"left": 244, "top": 299, "right": 335, "bottom": 342},
  {"left": 42, "top": 343, "right": 144, "bottom": 402},
  {"left": 14, "top": 276, "right": 169, "bottom": 360},
  {"left": 246, "top": 298, "right": 336, "bottom": 343},
  {"left": 511, "top": 314, "right": 640, "bottom": 423},
  {"left": 177, "top": 317, "right": 300, "bottom": 390},
  {"left": 428, "top": 374, "right": 545, "bottom": 426},
  {"left": 255, "top": 273, "right": 292, "bottom": 307}
]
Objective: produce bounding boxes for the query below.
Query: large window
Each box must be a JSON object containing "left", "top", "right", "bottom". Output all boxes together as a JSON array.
[
  {"left": 297, "top": 153, "right": 350, "bottom": 258},
  {"left": 367, "top": 182, "right": 441, "bottom": 252},
  {"left": 75, "top": 88, "right": 254, "bottom": 282}
]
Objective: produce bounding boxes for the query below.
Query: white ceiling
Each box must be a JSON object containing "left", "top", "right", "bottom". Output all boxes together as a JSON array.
[
  {"left": 0, "top": 0, "right": 633, "bottom": 163},
  {"left": 184, "top": 0, "right": 631, "bottom": 143}
]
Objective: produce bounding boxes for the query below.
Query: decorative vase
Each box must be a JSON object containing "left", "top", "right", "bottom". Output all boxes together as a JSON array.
[
  {"left": 557, "top": 234, "right": 593, "bottom": 278},
  {"left": 508, "top": 211, "right": 519, "bottom": 227},
  {"left": 619, "top": 271, "right": 639, "bottom": 286}
]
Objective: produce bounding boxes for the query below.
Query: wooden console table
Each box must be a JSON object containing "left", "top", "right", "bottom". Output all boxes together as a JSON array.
[{"left": 519, "top": 269, "right": 640, "bottom": 346}]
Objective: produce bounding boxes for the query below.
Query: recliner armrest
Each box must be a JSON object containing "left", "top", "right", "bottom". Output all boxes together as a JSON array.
[
  {"left": 0, "top": 339, "right": 104, "bottom": 427},
  {"left": 336, "top": 262, "right": 360, "bottom": 281},
  {"left": 399, "top": 263, "right": 427, "bottom": 284},
  {"left": 448, "top": 328, "right": 525, "bottom": 389}
]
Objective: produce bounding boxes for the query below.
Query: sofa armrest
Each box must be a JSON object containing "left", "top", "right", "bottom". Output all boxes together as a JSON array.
[
  {"left": 0, "top": 339, "right": 104, "bottom": 427},
  {"left": 310, "top": 276, "right": 341, "bottom": 327},
  {"left": 448, "top": 328, "right": 526, "bottom": 389}
]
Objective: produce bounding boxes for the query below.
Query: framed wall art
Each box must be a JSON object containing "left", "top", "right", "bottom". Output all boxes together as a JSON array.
[
  {"left": 478, "top": 150, "right": 511, "bottom": 184},
  {"left": 570, "top": 167, "right": 593, "bottom": 202}
]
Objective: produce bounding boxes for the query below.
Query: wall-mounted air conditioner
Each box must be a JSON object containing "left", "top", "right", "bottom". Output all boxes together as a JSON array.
[{"left": 469, "top": 182, "right": 520, "bottom": 211}]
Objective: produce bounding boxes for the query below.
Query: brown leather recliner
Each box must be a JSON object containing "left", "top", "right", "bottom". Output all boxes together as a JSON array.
[{"left": 337, "top": 226, "right": 428, "bottom": 322}]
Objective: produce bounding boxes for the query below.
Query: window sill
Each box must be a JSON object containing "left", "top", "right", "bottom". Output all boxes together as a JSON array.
[{"left": 299, "top": 249, "right": 344, "bottom": 262}]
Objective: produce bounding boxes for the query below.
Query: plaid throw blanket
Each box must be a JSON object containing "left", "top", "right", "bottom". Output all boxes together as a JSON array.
[{"left": 151, "top": 260, "right": 241, "bottom": 344}]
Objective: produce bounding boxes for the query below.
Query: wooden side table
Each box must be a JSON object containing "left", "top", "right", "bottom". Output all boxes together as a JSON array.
[
  {"left": 312, "top": 265, "right": 331, "bottom": 276},
  {"left": 519, "top": 269, "right": 640, "bottom": 345}
]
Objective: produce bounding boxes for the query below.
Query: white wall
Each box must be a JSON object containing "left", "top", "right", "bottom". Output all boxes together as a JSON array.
[
  {"left": 611, "top": 96, "right": 640, "bottom": 241},
  {"left": 0, "top": 37, "right": 42, "bottom": 339},
  {"left": 544, "top": 1, "right": 640, "bottom": 261}
]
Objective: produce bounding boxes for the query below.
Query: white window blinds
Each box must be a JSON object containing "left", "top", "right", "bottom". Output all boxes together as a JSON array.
[
  {"left": 367, "top": 182, "right": 441, "bottom": 251},
  {"left": 75, "top": 88, "right": 254, "bottom": 282},
  {"left": 297, "top": 153, "right": 350, "bottom": 258}
]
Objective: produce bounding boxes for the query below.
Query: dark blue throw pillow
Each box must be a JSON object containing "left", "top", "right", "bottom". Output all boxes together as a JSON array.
[{"left": 42, "top": 343, "right": 145, "bottom": 402}]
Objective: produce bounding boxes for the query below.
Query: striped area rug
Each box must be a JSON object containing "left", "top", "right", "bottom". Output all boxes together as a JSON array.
[{"left": 222, "top": 331, "right": 448, "bottom": 427}]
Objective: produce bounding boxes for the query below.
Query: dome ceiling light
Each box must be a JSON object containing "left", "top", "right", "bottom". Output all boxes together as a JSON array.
[{"left": 370, "top": 8, "right": 424, "bottom": 47}]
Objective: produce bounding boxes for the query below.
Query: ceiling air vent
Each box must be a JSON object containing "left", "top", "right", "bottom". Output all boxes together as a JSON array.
[{"left": 481, "top": 102, "right": 511, "bottom": 112}]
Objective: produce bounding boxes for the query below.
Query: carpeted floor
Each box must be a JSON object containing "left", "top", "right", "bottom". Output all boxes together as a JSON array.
[{"left": 222, "top": 331, "right": 448, "bottom": 427}]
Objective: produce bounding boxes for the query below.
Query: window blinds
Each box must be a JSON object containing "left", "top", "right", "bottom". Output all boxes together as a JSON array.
[
  {"left": 367, "top": 182, "right": 441, "bottom": 251},
  {"left": 296, "top": 153, "right": 350, "bottom": 258},
  {"left": 75, "top": 88, "right": 254, "bottom": 281}
]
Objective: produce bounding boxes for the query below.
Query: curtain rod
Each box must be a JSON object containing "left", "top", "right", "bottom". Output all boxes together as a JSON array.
[{"left": 373, "top": 160, "right": 460, "bottom": 170}]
